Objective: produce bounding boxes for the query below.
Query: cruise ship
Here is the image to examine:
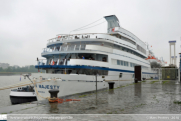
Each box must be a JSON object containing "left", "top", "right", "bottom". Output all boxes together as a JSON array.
[{"left": 32, "top": 15, "right": 162, "bottom": 101}]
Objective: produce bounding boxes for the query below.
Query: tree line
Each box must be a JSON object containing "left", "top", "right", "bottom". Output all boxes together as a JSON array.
[
  {"left": 0, "top": 65, "right": 41, "bottom": 72},
  {"left": 150, "top": 62, "right": 162, "bottom": 68}
]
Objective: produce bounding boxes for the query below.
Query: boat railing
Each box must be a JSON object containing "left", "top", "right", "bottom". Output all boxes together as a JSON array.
[
  {"left": 47, "top": 33, "right": 112, "bottom": 43},
  {"left": 37, "top": 59, "right": 47, "bottom": 66},
  {"left": 42, "top": 43, "right": 87, "bottom": 53},
  {"left": 37, "top": 57, "right": 108, "bottom": 66}
]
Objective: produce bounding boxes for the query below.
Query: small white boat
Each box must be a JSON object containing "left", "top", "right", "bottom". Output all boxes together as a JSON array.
[{"left": 10, "top": 86, "right": 37, "bottom": 104}]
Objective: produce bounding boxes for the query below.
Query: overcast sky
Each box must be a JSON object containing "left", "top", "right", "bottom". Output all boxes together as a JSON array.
[{"left": 0, "top": 0, "right": 181, "bottom": 67}]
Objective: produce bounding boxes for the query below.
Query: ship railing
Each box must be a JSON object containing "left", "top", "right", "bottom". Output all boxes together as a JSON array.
[
  {"left": 42, "top": 44, "right": 87, "bottom": 53},
  {"left": 47, "top": 33, "right": 114, "bottom": 43},
  {"left": 37, "top": 59, "right": 47, "bottom": 66},
  {"left": 37, "top": 57, "right": 108, "bottom": 66}
]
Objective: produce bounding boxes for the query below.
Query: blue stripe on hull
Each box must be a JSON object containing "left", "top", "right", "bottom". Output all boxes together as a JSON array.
[{"left": 35, "top": 65, "right": 157, "bottom": 74}]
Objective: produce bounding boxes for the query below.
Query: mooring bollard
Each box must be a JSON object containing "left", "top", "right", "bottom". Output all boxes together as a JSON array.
[
  {"left": 108, "top": 82, "right": 115, "bottom": 89},
  {"left": 142, "top": 78, "right": 146, "bottom": 81},
  {"left": 134, "top": 78, "right": 138, "bottom": 83},
  {"left": 49, "top": 89, "right": 59, "bottom": 98}
]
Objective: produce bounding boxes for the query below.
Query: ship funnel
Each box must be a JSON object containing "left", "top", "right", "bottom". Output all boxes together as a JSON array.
[{"left": 104, "top": 15, "right": 120, "bottom": 33}]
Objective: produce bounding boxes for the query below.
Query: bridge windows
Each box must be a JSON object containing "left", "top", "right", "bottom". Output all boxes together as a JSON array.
[
  {"left": 110, "top": 34, "right": 136, "bottom": 45},
  {"left": 46, "top": 53, "right": 108, "bottom": 66},
  {"left": 113, "top": 59, "right": 148, "bottom": 69},
  {"left": 137, "top": 44, "right": 146, "bottom": 55},
  {"left": 47, "top": 40, "right": 146, "bottom": 59},
  {"left": 51, "top": 68, "right": 108, "bottom": 75},
  {"left": 113, "top": 59, "right": 129, "bottom": 67}
]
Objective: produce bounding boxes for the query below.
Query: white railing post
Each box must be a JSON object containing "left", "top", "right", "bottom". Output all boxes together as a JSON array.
[
  {"left": 74, "top": 45, "right": 76, "bottom": 50},
  {"left": 178, "top": 68, "right": 180, "bottom": 83},
  {"left": 66, "top": 45, "right": 68, "bottom": 51},
  {"left": 79, "top": 45, "right": 81, "bottom": 50},
  {"left": 59, "top": 46, "right": 61, "bottom": 51}
]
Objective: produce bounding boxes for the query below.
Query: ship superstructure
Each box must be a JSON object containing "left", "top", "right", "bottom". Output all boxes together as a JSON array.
[{"left": 32, "top": 15, "right": 159, "bottom": 101}]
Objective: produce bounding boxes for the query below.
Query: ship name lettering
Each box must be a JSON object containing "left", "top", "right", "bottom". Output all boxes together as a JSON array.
[
  {"left": 50, "top": 85, "right": 53, "bottom": 89},
  {"left": 45, "top": 85, "right": 49, "bottom": 89},
  {"left": 38, "top": 85, "right": 59, "bottom": 89},
  {"left": 57, "top": 86, "right": 60, "bottom": 89},
  {"left": 41, "top": 85, "right": 45, "bottom": 88}
]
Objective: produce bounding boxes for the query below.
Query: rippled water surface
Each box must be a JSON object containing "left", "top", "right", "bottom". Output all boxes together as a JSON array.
[
  {"left": 28, "top": 80, "right": 181, "bottom": 114},
  {"left": 1, "top": 76, "right": 181, "bottom": 114},
  {"left": 0, "top": 75, "right": 28, "bottom": 108}
]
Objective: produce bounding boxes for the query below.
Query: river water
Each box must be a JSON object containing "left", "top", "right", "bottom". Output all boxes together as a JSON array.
[
  {"left": 0, "top": 75, "right": 29, "bottom": 108},
  {"left": 1, "top": 75, "right": 181, "bottom": 115}
]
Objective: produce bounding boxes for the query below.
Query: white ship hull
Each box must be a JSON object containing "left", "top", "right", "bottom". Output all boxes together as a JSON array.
[{"left": 32, "top": 73, "right": 135, "bottom": 101}]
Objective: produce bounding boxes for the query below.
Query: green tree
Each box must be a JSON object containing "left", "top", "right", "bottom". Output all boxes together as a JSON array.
[
  {"left": 0, "top": 67, "right": 3, "bottom": 72},
  {"left": 150, "top": 62, "right": 161, "bottom": 68}
]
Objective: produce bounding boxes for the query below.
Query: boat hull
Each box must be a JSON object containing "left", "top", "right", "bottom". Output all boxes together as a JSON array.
[
  {"left": 10, "top": 91, "right": 37, "bottom": 104},
  {"left": 35, "top": 80, "right": 108, "bottom": 101},
  {"left": 10, "top": 96, "right": 37, "bottom": 104},
  {"left": 32, "top": 73, "right": 136, "bottom": 101}
]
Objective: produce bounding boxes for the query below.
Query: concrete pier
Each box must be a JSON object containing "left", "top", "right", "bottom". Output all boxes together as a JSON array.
[{"left": 1, "top": 80, "right": 181, "bottom": 120}]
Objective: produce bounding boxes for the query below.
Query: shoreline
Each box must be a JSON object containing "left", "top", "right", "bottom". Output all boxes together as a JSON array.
[{"left": 0, "top": 72, "right": 36, "bottom": 76}]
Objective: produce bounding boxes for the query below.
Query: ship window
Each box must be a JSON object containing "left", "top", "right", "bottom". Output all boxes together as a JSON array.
[
  {"left": 117, "top": 60, "right": 120, "bottom": 65},
  {"left": 124, "top": 48, "right": 127, "bottom": 52},
  {"left": 121, "top": 60, "right": 124, "bottom": 66},
  {"left": 80, "top": 43, "right": 86, "bottom": 50},
  {"left": 124, "top": 61, "right": 126, "bottom": 66},
  {"left": 75, "top": 43, "right": 80, "bottom": 50},
  {"left": 53, "top": 68, "right": 108, "bottom": 75},
  {"left": 56, "top": 41, "right": 146, "bottom": 59}
]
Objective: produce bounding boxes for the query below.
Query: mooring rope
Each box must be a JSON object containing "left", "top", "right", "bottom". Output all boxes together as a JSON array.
[
  {"left": 0, "top": 79, "right": 81, "bottom": 103},
  {"left": 33, "top": 80, "right": 49, "bottom": 99},
  {"left": 0, "top": 80, "right": 31, "bottom": 89},
  {"left": 0, "top": 79, "right": 50, "bottom": 90}
]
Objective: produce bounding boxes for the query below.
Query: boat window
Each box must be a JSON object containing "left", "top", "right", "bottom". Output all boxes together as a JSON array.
[
  {"left": 121, "top": 60, "right": 124, "bottom": 66},
  {"left": 117, "top": 60, "right": 120, "bottom": 65},
  {"left": 137, "top": 44, "right": 146, "bottom": 55},
  {"left": 80, "top": 43, "right": 86, "bottom": 50},
  {"left": 67, "top": 43, "right": 74, "bottom": 51},
  {"left": 75, "top": 43, "right": 80, "bottom": 50},
  {"left": 53, "top": 68, "right": 108, "bottom": 75},
  {"left": 110, "top": 34, "right": 136, "bottom": 45},
  {"left": 113, "top": 59, "right": 130, "bottom": 67},
  {"left": 46, "top": 53, "right": 108, "bottom": 66},
  {"left": 47, "top": 40, "right": 146, "bottom": 59}
]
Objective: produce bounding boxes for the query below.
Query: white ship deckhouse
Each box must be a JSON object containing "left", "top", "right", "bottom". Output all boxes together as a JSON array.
[{"left": 32, "top": 15, "right": 159, "bottom": 101}]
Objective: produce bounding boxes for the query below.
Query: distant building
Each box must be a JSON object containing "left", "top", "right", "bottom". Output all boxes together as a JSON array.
[{"left": 0, "top": 63, "right": 9, "bottom": 69}]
